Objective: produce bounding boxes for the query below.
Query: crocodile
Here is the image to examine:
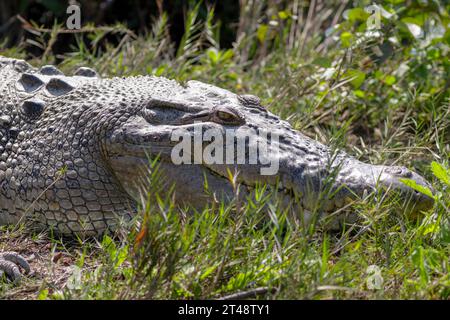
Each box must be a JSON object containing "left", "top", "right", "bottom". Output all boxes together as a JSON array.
[{"left": 0, "top": 56, "right": 434, "bottom": 283}]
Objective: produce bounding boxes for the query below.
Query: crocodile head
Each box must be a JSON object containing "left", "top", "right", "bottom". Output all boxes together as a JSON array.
[{"left": 104, "top": 78, "right": 434, "bottom": 225}]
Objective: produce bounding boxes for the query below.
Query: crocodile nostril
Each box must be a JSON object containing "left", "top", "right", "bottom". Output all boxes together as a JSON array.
[
  {"left": 385, "top": 166, "right": 412, "bottom": 177},
  {"left": 402, "top": 170, "right": 413, "bottom": 178}
]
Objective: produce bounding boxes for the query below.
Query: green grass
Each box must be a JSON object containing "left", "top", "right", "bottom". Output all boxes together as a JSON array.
[{"left": 0, "top": 1, "right": 449, "bottom": 299}]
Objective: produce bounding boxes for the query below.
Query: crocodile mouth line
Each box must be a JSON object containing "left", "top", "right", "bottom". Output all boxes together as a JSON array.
[
  {"left": 203, "top": 165, "right": 300, "bottom": 201},
  {"left": 117, "top": 153, "right": 428, "bottom": 215}
]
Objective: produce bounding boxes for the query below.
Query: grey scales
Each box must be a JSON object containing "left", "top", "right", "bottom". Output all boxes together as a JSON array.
[{"left": 0, "top": 56, "right": 434, "bottom": 283}]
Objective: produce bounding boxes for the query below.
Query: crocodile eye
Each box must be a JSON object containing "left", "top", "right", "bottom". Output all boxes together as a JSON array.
[
  {"left": 217, "top": 111, "right": 234, "bottom": 121},
  {"left": 214, "top": 108, "right": 243, "bottom": 125}
]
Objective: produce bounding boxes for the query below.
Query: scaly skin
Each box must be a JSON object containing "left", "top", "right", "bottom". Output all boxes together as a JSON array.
[{"left": 0, "top": 56, "right": 434, "bottom": 283}]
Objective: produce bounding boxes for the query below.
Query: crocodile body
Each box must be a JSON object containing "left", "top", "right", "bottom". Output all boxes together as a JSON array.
[
  {"left": 0, "top": 56, "right": 434, "bottom": 281},
  {"left": 0, "top": 56, "right": 134, "bottom": 234}
]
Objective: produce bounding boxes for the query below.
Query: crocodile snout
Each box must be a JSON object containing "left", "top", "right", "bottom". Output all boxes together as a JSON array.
[
  {"left": 377, "top": 165, "right": 435, "bottom": 213},
  {"left": 326, "top": 162, "right": 434, "bottom": 215}
]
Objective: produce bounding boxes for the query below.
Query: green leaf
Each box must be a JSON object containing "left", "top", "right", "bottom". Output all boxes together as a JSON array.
[
  {"left": 320, "top": 235, "right": 329, "bottom": 281},
  {"left": 278, "top": 11, "right": 289, "bottom": 20},
  {"left": 153, "top": 64, "right": 167, "bottom": 76},
  {"left": 374, "top": 70, "right": 384, "bottom": 79},
  {"left": 431, "top": 161, "right": 450, "bottom": 186},
  {"left": 411, "top": 246, "right": 429, "bottom": 285},
  {"left": 401, "top": 15, "right": 428, "bottom": 27},
  {"left": 199, "top": 265, "right": 218, "bottom": 281},
  {"left": 423, "top": 223, "right": 438, "bottom": 236},
  {"left": 312, "top": 57, "right": 332, "bottom": 68},
  {"left": 439, "top": 223, "right": 450, "bottom": 245},
  {"left": 344, "top": 8, "right": 370, "bottom": 22},
  {"left": 444, "top": 29, "right": 450, "bottom": 45},
  {"left": 207, "top": 48, "right": 219, "bottom": 64},
  {"left": 345, "top": 69, "right": 366, "bottom": 88},
  {"left": 221, "top": 49, "right": 234, "bottom": 61},
  {"left": 102, "top": 234, "right": 116, "bottom": 254},
  {"left": 353, "top": 89, "right": 366, "bottom": 98},
  {"left": 427, "top": 48, "right": 441, "bottom": 60},
  {"left": 384, "top": 75, "right": 396, "bottom": 86},
  {"left": 340, "top": 32, "right": 354, "bottom": 48},
  {"left": 37, "top": 289, "right": 49, "bottom": 300},
  {"left": 400, "top": 179, "right": 434, "bottom": 199},
  {"left": 257, "top": 24, "right": 268, "bottom": 43},
  {"left": 386, "top": 0, "right": 404, "bottom": 4},
  {"left": 115, "top": 245, "right": 129, "bottom": 268}
]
